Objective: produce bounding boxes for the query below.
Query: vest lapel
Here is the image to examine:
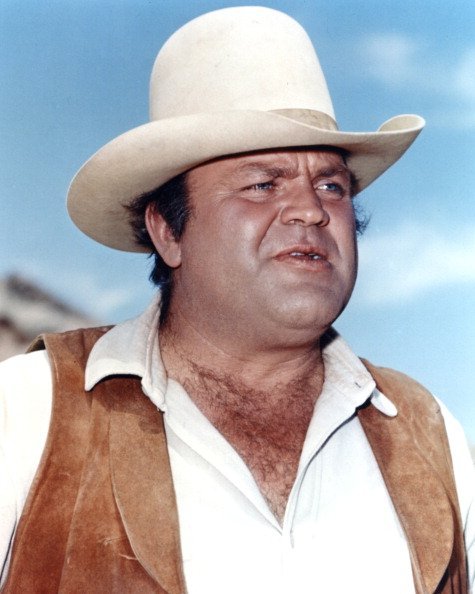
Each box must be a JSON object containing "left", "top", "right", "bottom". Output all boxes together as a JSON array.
[
  {"left": 109, "top": 377, "right": 187, "bottom": 594},
  {"left": 359, "top": 363, "right": 456, "bottom": 594}
]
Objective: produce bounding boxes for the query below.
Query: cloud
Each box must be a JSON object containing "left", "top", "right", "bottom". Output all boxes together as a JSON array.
[
  {"left": 358, "top": 34, "right": 475, "bottom": 127},
  {"left": 454, "top": 47, "right": 475, "bottom": 100},
  {"left": 59, "top": 273, "right": 139, "bottom": 319},
  {"left": 359, "top": 34, "right": 419, "bottom": 87},
  {"left": 354, "top": 222, "right": 475, "bottom": 306}
]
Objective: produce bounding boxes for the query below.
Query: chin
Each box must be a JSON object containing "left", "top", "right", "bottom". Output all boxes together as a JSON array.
[
  {"left": 269, "top": 301, "right": 341, "bottom": 334},
  {"left": 275, "top": 285, "right": 354, "bottom": 330}
]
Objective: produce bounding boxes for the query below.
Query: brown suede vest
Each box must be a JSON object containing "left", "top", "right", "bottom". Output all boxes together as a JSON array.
[{"left": 2, "top": 328, "right": 468, "bottom": 594}]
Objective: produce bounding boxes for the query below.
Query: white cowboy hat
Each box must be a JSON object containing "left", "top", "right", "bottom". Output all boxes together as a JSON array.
[{"left": 67, "top": 6, "right": 424, "bottom": 253}]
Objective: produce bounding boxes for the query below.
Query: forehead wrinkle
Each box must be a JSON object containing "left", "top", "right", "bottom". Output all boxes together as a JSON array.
[
  {"left": 234, "top": 161, "right": 296, "bottom": 180},
  {"left": 234, "top": 152, "right": 352, "bottom": 181},
  {"left": 316, "top": 165, "right": 351, "bottom": 179}
]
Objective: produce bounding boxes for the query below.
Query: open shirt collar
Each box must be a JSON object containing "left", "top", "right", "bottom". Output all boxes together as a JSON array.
[{"left": 84, "top": 293, "right": 397, "bottom": 418}]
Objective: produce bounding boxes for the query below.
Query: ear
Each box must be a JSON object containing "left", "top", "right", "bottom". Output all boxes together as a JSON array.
[{"left": 145, "top": 205, "right": 182, "bottom": 268}]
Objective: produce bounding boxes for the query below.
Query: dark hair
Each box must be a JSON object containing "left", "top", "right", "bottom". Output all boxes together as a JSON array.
[
  {"left": 127, "top": 172, "right": 191, "bottom": 321},
  {"left": 354, "top": 199, "right": 370, "bottom": 236},
  {"left": 128, "top": 159, "right": 369, "bottom": 322}
]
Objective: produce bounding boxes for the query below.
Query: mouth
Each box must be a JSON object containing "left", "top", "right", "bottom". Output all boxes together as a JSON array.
[
  {"left": 275, "top": 245, "right": 328, "bottom": 260},
  {"left": 287, "top": 250, "right": 323, "bottom": 261},
  {"left": 274, "top": 245, "right": 330, "bottom": 270}
]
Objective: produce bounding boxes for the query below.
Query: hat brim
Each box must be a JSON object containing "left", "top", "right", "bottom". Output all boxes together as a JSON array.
[{"left": 67, "top": 110, "right": 424, "bottom": 252}]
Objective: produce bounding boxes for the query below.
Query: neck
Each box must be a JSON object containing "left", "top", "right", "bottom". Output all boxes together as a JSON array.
[{"left": 159, "top": 305, "right": 326, "bottom": 396}]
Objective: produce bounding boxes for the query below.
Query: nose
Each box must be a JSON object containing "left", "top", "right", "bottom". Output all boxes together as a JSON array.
[{"left": 280, "top": 182, "right": 330, "bottom": 227}]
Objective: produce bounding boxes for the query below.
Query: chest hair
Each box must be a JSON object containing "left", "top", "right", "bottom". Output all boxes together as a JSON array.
[{"left": 180, "top": 362, "right": 322, "bottom": 523}]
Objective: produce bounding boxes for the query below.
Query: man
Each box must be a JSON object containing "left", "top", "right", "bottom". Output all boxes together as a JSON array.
[{"left": 0, "top": 6, "right": 474, "bottom": 594}]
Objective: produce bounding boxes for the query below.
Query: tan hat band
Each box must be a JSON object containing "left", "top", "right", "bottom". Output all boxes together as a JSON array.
[{"left": 270, "top": 109, "right": 338, "bottom": 131}]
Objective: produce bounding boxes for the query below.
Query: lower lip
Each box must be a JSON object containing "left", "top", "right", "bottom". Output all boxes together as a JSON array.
[{"left": 274, "top": 254, "right": 331, "bottom": 272}]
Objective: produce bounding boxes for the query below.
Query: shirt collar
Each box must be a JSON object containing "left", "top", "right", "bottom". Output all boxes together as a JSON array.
[
  {"left": 321, "top": 328, "right": 398, "bottom": 417},
  {"left": 85, "top": 293, "right": 169, "bottom": 410},
  {"left": 84, "top": 294, "right": 397, "bottom": 418}
]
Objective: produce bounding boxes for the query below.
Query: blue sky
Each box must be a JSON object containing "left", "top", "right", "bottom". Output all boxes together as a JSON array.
[{"left": 1, "top": 1, "right": 474, "bottom": 439}]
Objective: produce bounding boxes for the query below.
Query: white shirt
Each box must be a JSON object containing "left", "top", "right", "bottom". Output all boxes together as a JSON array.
[{"left": 1, "top": 295, "right": 475, "bottom": 593}]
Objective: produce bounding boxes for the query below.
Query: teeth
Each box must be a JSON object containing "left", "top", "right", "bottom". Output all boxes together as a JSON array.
[{"left": 289, "top": 251, "right": 321, "bottom": 260}]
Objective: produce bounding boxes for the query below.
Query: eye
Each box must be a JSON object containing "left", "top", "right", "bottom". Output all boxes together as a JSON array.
[
  {"left": 247, "top": 180, "right": 275, "bottom": 191},
  {"left": 239, "top": 180, "right": 276, "bottom": 201},
  {"left": 239, "top": 177, "right": 278, "bottom": 203},
  {"left": 316, "top": 181, "right": 347, "bottom": 198}
]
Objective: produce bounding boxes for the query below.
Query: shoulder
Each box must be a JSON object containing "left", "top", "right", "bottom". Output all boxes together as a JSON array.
[
  {"left": 436, "top": 398, "right": 475, "bottom": 586},
  {"left": 0, "top": 349, "right": 53, "bottom": 473},
  {"left": 0, "top": 350, "right": 53, "bottom": 569},
  {"left": 0, "top": 349, "right": 53, "bottom": 412},
  {"left": 436, "top": 397, "right": 475, "bottom": 509}
]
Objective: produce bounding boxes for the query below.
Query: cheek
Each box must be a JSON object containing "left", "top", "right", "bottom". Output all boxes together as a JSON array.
[
  {"left": 330, "top": 206, "right": 358, "bottom": 268},
  {"left": 180, "top": 203, "right": 264, "bottom": 275},
  {"left": 333, "top": 203, "right": 357, "bottom": 241},
  {"left": 221, "top": 201, "right": 277, "bottom": 255},
  {"left": 178, "top": 218, "right": 219, "bottom": 277}
]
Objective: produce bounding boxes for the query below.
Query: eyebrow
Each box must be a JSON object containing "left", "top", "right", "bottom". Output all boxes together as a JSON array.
[
  {"left": 235, "top": 161, "right": 352, "bottom": 181},
  {"left": 316, "top": 166, "right": 351, "bottom": 179},
  {"left": 234, "top": 162, "right": 295, "bottom": 179}
]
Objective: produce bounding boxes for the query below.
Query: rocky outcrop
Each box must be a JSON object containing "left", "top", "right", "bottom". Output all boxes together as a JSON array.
[{"left": 0, "top": 274, "right": 97, "bottom": 361}]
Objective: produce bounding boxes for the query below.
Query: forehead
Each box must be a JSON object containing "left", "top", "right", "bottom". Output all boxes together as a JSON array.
[{"left": 187, "top": 148, "right": 349, "bottom": 189}]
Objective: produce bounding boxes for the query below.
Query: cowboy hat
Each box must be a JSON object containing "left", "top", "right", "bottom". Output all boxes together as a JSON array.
[{"left": 67, "top": 6, "right": 424, "bottom": 252}]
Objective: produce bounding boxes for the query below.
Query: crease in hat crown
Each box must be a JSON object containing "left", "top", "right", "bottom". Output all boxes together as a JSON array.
[
  {"left": 67, "top": 5, "right": 425, "bottom": 253},
  {"left": 150, "top": 6, "right": 335, "bottom": 122}
]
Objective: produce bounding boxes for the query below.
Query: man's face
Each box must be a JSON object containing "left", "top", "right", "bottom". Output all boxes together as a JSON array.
[{"left": 168, "top": 149, "right": 358, "bottom": 344}]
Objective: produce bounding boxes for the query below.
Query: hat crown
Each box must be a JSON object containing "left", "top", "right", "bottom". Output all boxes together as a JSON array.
[{"left": 150, "top": 6, "right": 335, "bottom": 121}]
